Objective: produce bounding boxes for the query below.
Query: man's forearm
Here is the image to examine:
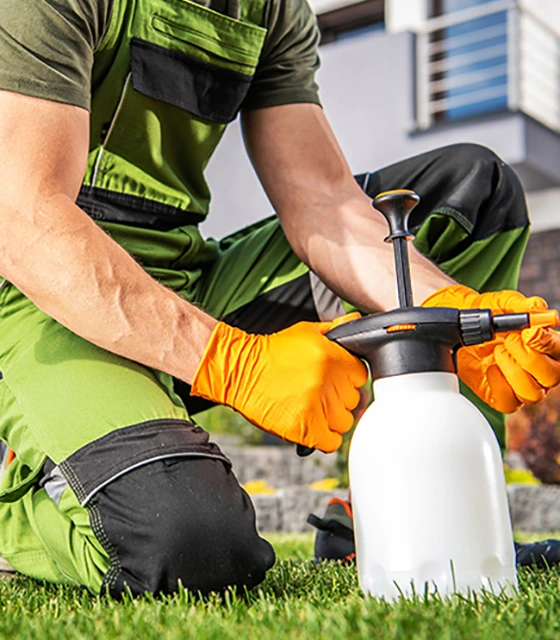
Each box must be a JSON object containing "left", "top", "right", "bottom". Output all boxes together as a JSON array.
[
  {"left": 0, "top": 91, "right": 217, "bottom": 383},
  {"left": 0, "top": 192, "right": 216, "bottom": 383},
  {"left": 243, "top": 104, "right": 455, "bottom": 313},
  {"left": 282, "top": 183, "right": 455, "bottom": 313}
]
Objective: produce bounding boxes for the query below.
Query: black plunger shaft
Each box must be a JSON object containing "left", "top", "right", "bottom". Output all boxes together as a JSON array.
[
  {"left": 393, "top": 237, "right": 413, "bottom": 308},
  {"left": 372, "top": 190, "right": 420, "bottom": 309}
]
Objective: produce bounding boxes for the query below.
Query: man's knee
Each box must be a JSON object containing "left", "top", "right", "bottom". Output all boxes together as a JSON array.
[
  {"left": 425, "top": 143, "right": 527, "bottom": 235},
  {"left": 445, "top": 142, "right": 499, "bottom": 166},
  {"left": 90, "top": 457, "right": 275, "bottom": 597},
  {"left": 438, "top": 143, "right": 520, "bottom": 188}
]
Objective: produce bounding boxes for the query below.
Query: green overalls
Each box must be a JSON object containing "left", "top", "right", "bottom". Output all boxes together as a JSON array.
[{"left": 0, "top": 0, "right": 531, "bottom": 593}]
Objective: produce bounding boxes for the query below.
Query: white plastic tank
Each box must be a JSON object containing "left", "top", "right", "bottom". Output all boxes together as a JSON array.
[{"left": 349, "top": 370, "right": 518, "bottom": 601}]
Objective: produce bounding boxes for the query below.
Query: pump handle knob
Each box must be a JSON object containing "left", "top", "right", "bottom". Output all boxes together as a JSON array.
[
  {"left": 373, "top": 189, "right": 420, "bottom": 309},
  {"left": 373, "top": 189, "right": 419, "bottom": 243}
]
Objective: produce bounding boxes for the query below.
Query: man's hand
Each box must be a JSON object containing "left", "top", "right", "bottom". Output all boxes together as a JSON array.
[
  {"left": 191, "top": 318, "right": 368, "bottom": 453},
  {"left": 422, "top": 284, "right": 560, "bottom": 413}
]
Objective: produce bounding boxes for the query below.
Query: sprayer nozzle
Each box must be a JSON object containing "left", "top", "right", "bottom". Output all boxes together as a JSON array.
[
  {"left": 529, "top": 309, "right": 559, "bottom": 329},
  {"left": 491, "top": 310, "right": 559, "bottom": 334}
]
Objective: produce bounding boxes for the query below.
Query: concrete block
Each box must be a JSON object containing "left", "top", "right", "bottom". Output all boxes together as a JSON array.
[
  {"left": 252, "top": 493, "right": 282, "bottom": 532},
  {"left": 507, "top": 484, "right": 560, "bottom": 532},
  {"left": 253, "top": 488, "right": 346, "bottom": 533},
  {"left": 216, "top": 441, "right": 339, "bottom": 489}
]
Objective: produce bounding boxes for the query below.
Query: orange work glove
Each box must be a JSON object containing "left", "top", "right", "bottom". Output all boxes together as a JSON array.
[
  {"left": 191, "top": 318, "right": 368, "bottom": 453},
  {"left": 422, "top": 284, "right": 560, "bottom": 413}
]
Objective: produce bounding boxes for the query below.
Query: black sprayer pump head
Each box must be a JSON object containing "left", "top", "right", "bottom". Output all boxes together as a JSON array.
[
  {"left": 325, "top": 190, "right": 530, "bottom": 378},
  {"left": 326, "top": 190, "right": 461, "bottom": 378}
]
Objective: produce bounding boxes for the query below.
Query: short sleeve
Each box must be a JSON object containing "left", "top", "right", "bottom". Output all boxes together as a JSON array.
[
  {"left": 0, "top": 0, "right": 112, "bottom": 110},
  {"left": 242, "top": 0, "right": 322, "bottom": 110}
]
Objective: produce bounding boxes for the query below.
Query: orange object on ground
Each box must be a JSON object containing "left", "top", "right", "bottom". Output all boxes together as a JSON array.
[
  {"left": 328, "top": 496, "right": 353, "bottom": 519},
  {"left": 422, "top": 284, "right": 560, "bottom": 413},
  {"left": 191, "top": 317, "right": 368, "bottom": 453}
]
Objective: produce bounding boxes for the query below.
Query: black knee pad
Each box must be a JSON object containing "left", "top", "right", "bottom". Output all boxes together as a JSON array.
[
  {"left": 51, "top": 419, "right": 275, "bottom": 597},
  {"left": 90, "top": 457, "right": 276, "bottom": 597},
  {"left": 430, "top": 143, "right": 524, "bottom": 209},
  {"left": 362, "top": 143, "right": 528, "bottom": 241}
]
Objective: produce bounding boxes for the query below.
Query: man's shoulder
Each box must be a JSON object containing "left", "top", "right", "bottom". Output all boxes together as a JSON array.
[
  {"left": 242, "top": 0, "right": 321, "bottom": 111},
  {"left": 0, "top": 0, "right": 114, "bottom": 110},
  {"left": 262, "top": 0, "right": 317, "bottom": 29}
]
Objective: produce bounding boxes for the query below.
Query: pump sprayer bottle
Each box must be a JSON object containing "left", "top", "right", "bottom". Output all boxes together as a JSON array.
[{"left": 321, "top": 190, "right": 558, "bottom": 601}]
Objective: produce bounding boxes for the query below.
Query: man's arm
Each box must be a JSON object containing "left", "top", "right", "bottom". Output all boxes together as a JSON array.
[
  {"left": 242, "top": 103, "right": 455, "bottom": 313},
  {"left": 0, "top": 90, "right": 216, "bottom": 382},
  {"left": 0, "top": 90, "right": 367, "bottom": 453}
]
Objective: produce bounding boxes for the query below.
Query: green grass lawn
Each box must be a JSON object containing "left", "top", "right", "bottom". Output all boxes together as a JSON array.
[{"left": 2, "top": 532, "right": 560, "bottom": 640}]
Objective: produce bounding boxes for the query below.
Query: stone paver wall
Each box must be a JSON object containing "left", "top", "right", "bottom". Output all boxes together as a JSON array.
[
  {"left": 214, "top": 437, "right": 339, "bottom": 487},
  {"left": 215, "top": 438, "right": 560, "bottom": 534},
  {"left": 251, "top": 485, "right": 560, "bottom": 533}
]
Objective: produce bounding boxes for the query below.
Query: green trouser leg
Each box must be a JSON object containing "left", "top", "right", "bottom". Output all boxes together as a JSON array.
[
  {"left": 0, "top": 453, "right": 109, "bottom": 586},
  {"left": 0, "top": 283, "right": 192, "bottom": 589}
]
